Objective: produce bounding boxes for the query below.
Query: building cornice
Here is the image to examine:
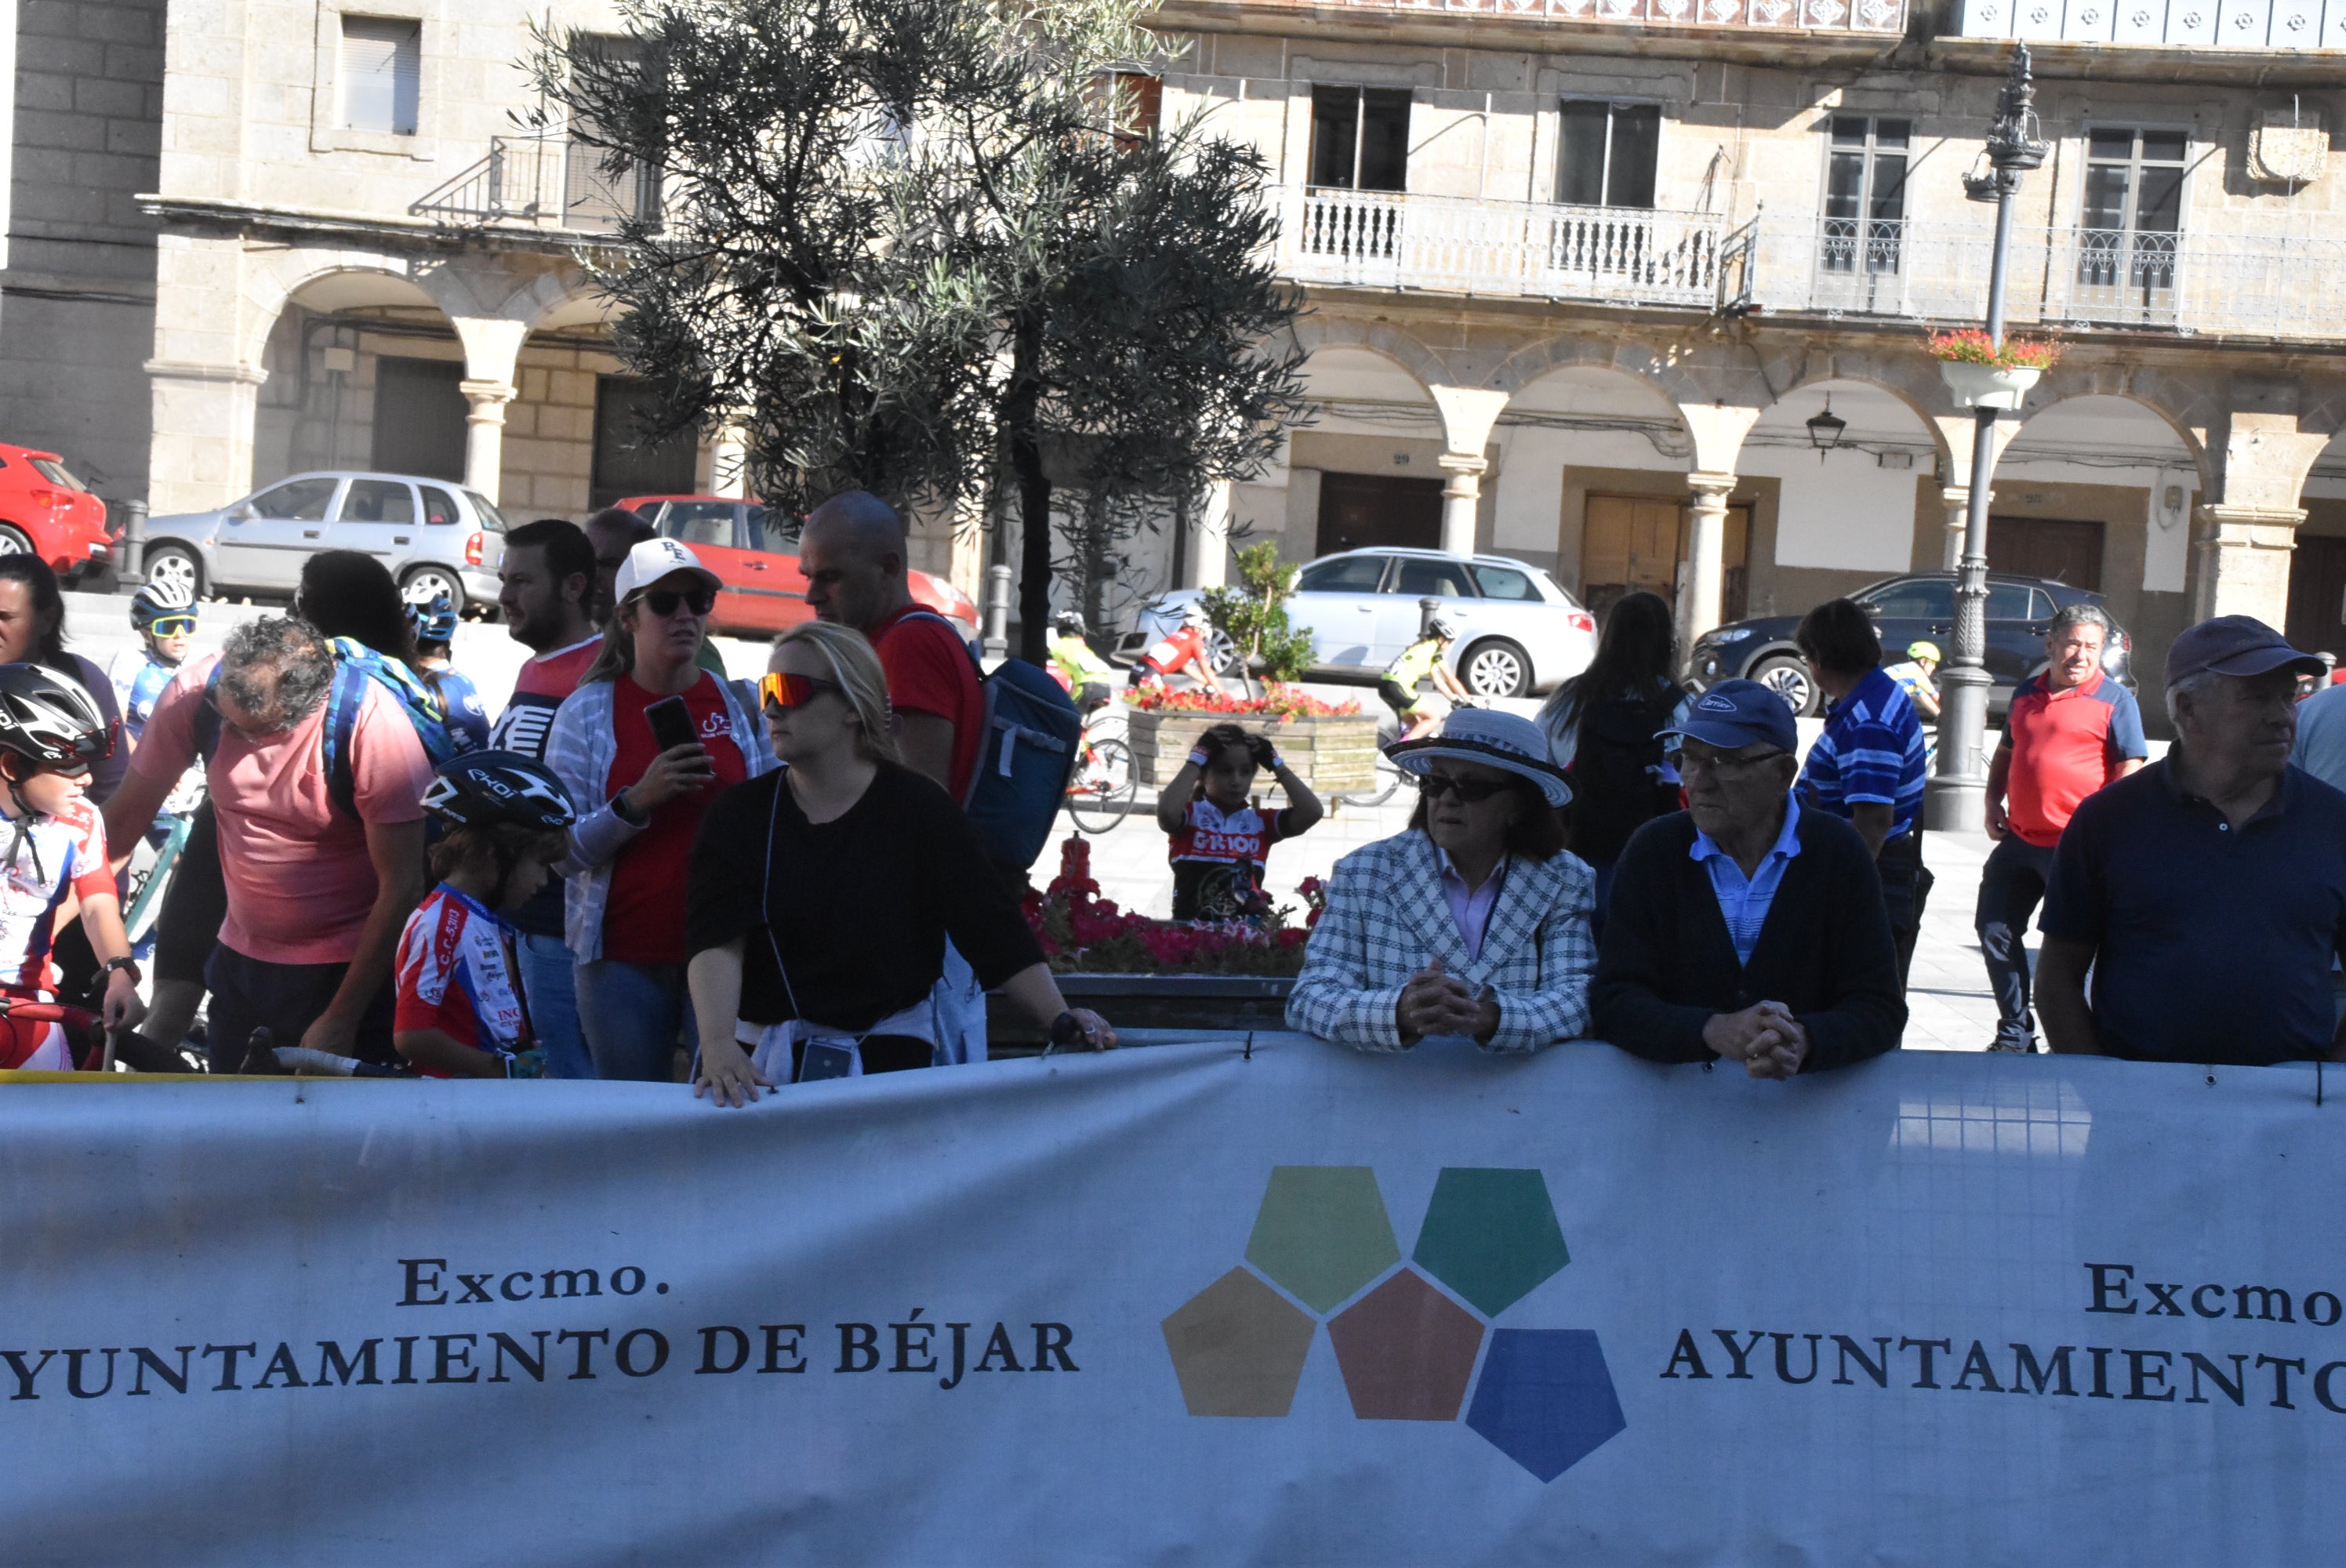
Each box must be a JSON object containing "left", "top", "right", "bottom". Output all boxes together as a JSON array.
[
  {"left": 1148, "top": 0, "right": 1904, "bottom": 64},
  {"left": 135, "top": 194, "right": 616, "bottom": 260}
]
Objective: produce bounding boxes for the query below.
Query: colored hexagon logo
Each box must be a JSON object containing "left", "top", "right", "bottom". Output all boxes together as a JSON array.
[
  {"left": 1327, "top": 1268, "right": 1484, "bottom": 1421},
  {"left": 1411, "top": 1168, "right": 1569, "bottom": 1318},
  {"left": 1161, "top": 1267, "right": 1317, "bottom": 1417},
  {"left": 1465, "top": 1329, "right": 1625, "bottom": 1481},
  {"left": 1244, "top": 1166, "right": 1400, "bottom": 1313}
]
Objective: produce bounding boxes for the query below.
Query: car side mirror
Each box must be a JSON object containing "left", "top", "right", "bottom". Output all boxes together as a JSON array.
[{"left": 228, "top": 503, "right": 256, "bottom": 521}]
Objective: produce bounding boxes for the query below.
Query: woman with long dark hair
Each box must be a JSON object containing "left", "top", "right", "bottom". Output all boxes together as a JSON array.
[
  {"left": 1535, "top": 590, "right": 1687, "bottom": 929},
  {"left": 0, "top": 554, "right": 128, "bottom": 804}
]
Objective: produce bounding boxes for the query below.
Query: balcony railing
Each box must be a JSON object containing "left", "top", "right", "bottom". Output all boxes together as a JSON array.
[
  {"left": 1746, "top": 215, "right": 2337, "bottom": 337},
  {"left": 412, "top": 134, "right": 660, "bottom": 234},
  {"left": 1287, "top": 187, "right": 1727, "bottom": 307}
]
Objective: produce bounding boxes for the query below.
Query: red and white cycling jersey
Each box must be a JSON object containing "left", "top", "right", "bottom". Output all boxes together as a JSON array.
[
  {"left": 0, "top": 801, "right": 114, "bottom": 1071},
  {"left": 1141, "top": 625, "right": 1210, "bottom": 678},
  {"left": 1167, "top": 797, "right": 1283, "bottom": 923},
  {"left": 394, "top": 885, "right": 529, "bottom": 1074}
]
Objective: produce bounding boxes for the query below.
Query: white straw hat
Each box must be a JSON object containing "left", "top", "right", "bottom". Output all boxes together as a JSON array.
[{"left": 1388, "top": 708, "right": 1573, "bottom": 808}]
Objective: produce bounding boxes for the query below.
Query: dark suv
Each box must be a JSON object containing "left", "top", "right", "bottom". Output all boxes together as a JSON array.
[{"left": 1687, "top": 572, "right": 2135, "bottom": 717}]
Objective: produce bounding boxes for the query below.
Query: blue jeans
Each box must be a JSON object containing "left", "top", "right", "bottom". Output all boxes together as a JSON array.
[
  {"left": 516, "top": 931, "right": 593, "bottom": 1080},
  {"left": 575, "top": 959, "right": 695, "bottom": 1083},
  {"left": 1974, "top": 834, "right": 2057, "bottom": 1050}
]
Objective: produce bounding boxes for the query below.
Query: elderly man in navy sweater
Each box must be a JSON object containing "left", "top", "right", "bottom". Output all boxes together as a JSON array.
[{"left": 1592, "top": 680, "right": 1905, "bottom": 1076}]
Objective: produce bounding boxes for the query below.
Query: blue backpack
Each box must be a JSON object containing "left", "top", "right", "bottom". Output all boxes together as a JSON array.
[
  {"left": 899, "top": 612, "right": 1080, "bottom": 872},
  {"left": 194, "top": 638, "right": 470, "bottom": 818}
]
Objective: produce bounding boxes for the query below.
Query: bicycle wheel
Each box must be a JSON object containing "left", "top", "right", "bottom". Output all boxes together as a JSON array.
[
  {"left": 1066, "top": 738, "right": 1137, "bottom": 834},
  {"left": 1338, "top": 725, "right": 1407, "bottom": 808}
]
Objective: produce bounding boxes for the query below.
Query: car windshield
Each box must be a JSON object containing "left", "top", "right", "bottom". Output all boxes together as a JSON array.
[
  {"left": 461, "top": 489, "right": 508, "bottom": 533},
  {"left": 27, "top": 458, "right": 83, "bottom": 492}
]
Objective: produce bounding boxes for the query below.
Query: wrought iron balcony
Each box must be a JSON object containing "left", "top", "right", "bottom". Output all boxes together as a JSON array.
[
  {"left": 1742, "top": 214, "right": 2334, "bottom": 338},
  {"left": 1284, "top": 187, "right": 1729, "bottom": 307},
  {"left": 411, "top": 134, "right": 660, "bottom": 234}
]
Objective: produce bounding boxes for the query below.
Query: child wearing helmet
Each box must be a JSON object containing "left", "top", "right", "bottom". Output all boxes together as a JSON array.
[
  {"left": 1047, "top": 612, "right": 1115, "bottom": 718},
  {"left": 1128, "top": 603, "right": 1227, "bottom": 697},
  {"left": 405, "top": 593, "right": 490, "bottom": 750},
  {"left": 392, "top": 750, "right": 578, "bottom": 1078},
  {"left": 0, "top": 665, "right": 143, "bottom": 1069},
  {"left": 1884, "top": 639, "right": 1942, "bottom": 722},
  {"left": 1380, "top": 614, "right": 1471, "bottom": 741},
  {"left": 111, "top": 581, "right": 199, "bottom": 743}
]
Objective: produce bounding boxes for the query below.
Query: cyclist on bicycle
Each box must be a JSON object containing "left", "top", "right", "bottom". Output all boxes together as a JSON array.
[
  {"left": 1380, "top": 613, "right": 1472, "bottom": 742},
  {"left": 1128, "top": 603, "right": 1226, "bottom": 697},
  {"left": 393, "top": 750, "right": 577, "bottom": 1079},
  {"left": 1048, "top": 611, "right": 1116, "bottom": 720},
  {"left": 0, "top": 666, "right": 144, "bottom": 1069},
  {"left": 407, "top": 593, "right": 490, "bottom": 750}
]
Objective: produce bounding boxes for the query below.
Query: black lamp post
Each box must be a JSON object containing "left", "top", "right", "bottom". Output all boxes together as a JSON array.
[{"left": 1925, "top": 44, "right": 2049, "bottom": 833}]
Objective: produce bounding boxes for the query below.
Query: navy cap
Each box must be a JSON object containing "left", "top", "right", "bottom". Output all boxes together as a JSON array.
[
  {"left": 2166, "top": 615, "right": 2326, "bottom": 685},
  {"left": 1663, "top": 678, "right": 1799, "bottom": 754}
]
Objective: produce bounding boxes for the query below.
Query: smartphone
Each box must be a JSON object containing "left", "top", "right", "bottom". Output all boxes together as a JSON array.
[
  {"left": 645, "top": 695, "right": 699, "bottom": 754},
  {"left": 798, "top": 1041, "right": 856, "bottom": 1083}
]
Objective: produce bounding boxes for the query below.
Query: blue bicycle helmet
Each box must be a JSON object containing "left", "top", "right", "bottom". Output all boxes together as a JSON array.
[{"left": 406, "top": 592, "right": 459, "bottom": 648}]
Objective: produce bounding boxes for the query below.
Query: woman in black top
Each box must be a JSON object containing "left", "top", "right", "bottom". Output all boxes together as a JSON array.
[
  {"left": 685, "top": 620, "right": 1113, "bottom": 1106},
  {"left": 1534, "top": 590, "right": 1687, "bottom": 931}
]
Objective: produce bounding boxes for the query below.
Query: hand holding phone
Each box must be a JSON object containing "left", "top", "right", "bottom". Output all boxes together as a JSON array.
[{"left": 627, "top": 695, "right": 717, "bottom": 813}]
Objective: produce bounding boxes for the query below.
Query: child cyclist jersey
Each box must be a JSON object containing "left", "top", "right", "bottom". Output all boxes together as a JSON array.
[
  {"left": 394, "top": 884, "right": 530, "bottom": 1075},
  {"left": 0, "top": 800, "right": 116, "bottom": 1069},
  {"left": 1167, "top": 797, "right": 1284, "bottom": 923}
]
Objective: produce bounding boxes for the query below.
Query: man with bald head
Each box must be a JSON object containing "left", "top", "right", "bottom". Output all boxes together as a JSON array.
[{"left": 801, "top": 490, "right": 983, "bottom": 799}]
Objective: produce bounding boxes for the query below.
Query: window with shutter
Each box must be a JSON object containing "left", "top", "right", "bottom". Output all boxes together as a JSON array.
[{"left": 341, "top": 16, "right": 420, "bottom": 136}]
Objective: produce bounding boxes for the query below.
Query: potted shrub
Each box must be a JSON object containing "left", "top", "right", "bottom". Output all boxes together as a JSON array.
[
  {"left": 1124, "top": 684, "right": 1378, "bottom": 795},
  {"left": 1930, "top": 328, "right": 2061, "bottom": 410}
]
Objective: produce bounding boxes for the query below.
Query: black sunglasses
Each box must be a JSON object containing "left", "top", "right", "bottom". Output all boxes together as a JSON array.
[
  {"left": 1418, "top": 773, "right": 1512, "bottom": 803},
  {"left": 635, "top": 587, "right": 716, "bottom": 618}
]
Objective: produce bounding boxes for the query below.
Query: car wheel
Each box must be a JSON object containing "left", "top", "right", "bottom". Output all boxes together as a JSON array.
[
  {"left": 1749, "top": 655, "right": 1820, "bottom": 717},
  {"left": 399, "top": 564, "right": 466, "bottom": 615},
  {"left": 0, "top": 525, "right": 30, "bottom": 556},
  {"left": 1207, "top": 629, "right": 1241, "bottom": 677},
  {"left": 1459, "top": 638, "right": 1531, "bottom": 699},
  {"left": 143, "top": 543, "right": 204, "bottom": 601}
]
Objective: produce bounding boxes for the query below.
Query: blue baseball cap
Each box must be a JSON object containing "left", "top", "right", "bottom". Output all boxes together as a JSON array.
[
  {"left": 2165, "top": 615, "right": 2326, "bottom": 685},
  {"left": 1662, "top": 679, "right": 1799, "bottom": 754}
]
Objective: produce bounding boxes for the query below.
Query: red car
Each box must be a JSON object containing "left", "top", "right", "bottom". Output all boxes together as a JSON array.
[
  {"left": 0, "top": 445, "right": 110, "bottom": 581},
  {"left": 618, "top": 495, "right": 980, "bottom": 640}
]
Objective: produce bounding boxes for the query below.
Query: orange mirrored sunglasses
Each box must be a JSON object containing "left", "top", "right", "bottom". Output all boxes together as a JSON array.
[{"left": 758, "top": 671, "right": 844, "bottom": 710}]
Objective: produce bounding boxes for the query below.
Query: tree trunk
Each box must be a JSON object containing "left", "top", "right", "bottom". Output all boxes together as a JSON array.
[{"left": 1008, "top": 313, "right": 1052, "bottom": 665}]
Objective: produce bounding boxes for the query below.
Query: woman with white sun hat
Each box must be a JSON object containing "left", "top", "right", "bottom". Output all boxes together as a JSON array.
[{"left": 1287, "top": 707, "right": 1596, "bottom": 1054}]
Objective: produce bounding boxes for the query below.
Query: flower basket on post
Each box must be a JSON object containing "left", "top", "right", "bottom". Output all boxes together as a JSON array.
[
  {"left": 1929, "top": 328, "right": 2059, "bottom": 411},
  {"left": 1124, "top": 686, "right": 1378, "bottom": 796}
]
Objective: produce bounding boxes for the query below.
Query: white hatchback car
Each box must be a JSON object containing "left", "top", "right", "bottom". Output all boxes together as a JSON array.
[
  {"left": 1120, "top": 547, "right": 1598, "bottom": 697},
  {"left": 141, "top": 470, "right": 507, "bottom": 612}
]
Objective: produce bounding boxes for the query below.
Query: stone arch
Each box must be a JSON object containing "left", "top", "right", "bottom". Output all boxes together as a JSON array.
[
  {"left": 1290, "top": 316, "right": 1444, "bottom": 401},
  {"left": 238, "top": 249, "right": 459, "bottom": 372},
  {"left": 1771, "top": 360, "right": 1956, "bottom": 478},
  {"left": 1491, "top": 332, "right": 1715, "bottom": 421},
  {"left": 2021, "top": 365, "right": 2217, "bottom": 494}
]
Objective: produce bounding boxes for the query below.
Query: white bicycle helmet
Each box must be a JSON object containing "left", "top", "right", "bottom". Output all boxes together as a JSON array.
[{"left": 131, "top": 579, "right": 198, "bottom": 630}]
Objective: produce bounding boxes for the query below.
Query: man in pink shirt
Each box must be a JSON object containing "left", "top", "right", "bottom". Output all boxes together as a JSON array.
[{"left": 108, "top": 618, "right": 433, "bottom": 1068}]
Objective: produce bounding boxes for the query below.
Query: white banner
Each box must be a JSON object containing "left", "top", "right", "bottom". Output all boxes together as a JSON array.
[{"left": 5, "top": 1039, "right": 2345, "bottom": 1565}]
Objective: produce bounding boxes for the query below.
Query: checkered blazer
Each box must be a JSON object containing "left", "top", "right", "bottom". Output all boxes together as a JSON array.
[{"left": 1286, "top": 829, "right": 1597, "bottom": 1053}]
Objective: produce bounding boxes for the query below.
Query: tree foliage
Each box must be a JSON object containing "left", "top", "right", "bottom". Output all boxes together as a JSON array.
[
  {"left": 1201, "top": 539, "right": 1315, "bottom": 689},
  {"left": 528, "top": 0, "right": 1308, "bottom": 659}
]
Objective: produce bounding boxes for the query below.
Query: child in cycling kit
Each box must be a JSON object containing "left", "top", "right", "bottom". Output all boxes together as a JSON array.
[
  {"left": 1156, "top": 722, "right": 1326, "bottom": 924},
  {"left": 1048, "top": 612, "right": 1116, "bottom": 717},
  {"left": 1380, "top": 615, "right": 1469, "bottom": 741},
  {"left": 1129, "top": 609, "right": 1225, "bottom": 695},
  {"left": 407, "top": 593, "right": 491, "bottom": 751},
  {"left": 0, "top": 666, "right": 145, "bottom": 1070},
  {"left": 392, "top": 750, "right": 578, "bottom": 1079}
]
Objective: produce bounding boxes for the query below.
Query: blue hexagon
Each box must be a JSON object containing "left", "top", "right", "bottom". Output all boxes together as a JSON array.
[{"left": 1464, "top": 1329, "right": 1625, "bottom": 1482}]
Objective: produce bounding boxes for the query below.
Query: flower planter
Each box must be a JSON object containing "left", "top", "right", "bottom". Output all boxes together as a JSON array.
[
  {"left": 1127, "top": 708, "right": 1381, "bottom": 795},
  {"left": 1938, "top": 361, "right": 2043, "bottom": 411},
  {"left": 988, "top": 973, "right": 1295, "bottom": 1053}
]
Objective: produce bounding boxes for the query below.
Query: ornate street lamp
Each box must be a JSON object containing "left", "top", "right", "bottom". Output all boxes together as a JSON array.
[
  {"left": 1805, "top": 397, "right": 1847, "bottom": 459},
  {"left": 1925, "top": 45, "right": 2050, "bottom": 833}
]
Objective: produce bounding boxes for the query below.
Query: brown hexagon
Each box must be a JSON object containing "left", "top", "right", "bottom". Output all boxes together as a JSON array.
[
  {"left": 1161, "top": 1267, "right": 1317, "bottom": 1417},
  {"left": 1327, "top": 1267, "right": 1484, "bottom": 1421}
]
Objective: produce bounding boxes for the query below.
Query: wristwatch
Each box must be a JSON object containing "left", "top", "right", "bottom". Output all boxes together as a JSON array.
[
  {"left": 103, "top": 956, "right": 141, "bottom": 985},
  {"left": 1048, "top": 1010, "right": 1088, "bottom": 1051},
  {"left": 610, "top": 789, "right": 647, "bottom": 826}
]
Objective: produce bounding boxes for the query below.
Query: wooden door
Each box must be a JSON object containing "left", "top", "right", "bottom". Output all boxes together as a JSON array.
[
  {"left": 2287, "top": 534, "right": 2346, "bottom": 665},
  {"left": 1316, "top": 473, "right": 1443, "bottom": 555},
  {"left": 1986, "top": 516, "right": 2105, "bottom": 588},
  {"left": 1581, "top": 494, "right": 1750, "bottom": 622}
]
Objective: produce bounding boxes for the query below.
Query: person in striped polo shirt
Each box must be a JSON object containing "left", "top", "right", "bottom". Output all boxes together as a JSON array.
[{"left": 1794, "top": 598, "right": 1931, "bottom": 985}]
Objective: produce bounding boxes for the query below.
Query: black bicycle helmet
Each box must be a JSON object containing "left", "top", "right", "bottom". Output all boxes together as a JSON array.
[
  {"left": 131, "top": 579, "right": 198, "bottom": 631},
  {"left": 0, "top": 664, "right": 113, "bottom": 771},
  {"left": 420, "top": 750, "right": 577, "bottom": 832}
]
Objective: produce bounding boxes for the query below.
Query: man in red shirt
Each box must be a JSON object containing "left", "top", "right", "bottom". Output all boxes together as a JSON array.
[
  {"left": 801, "top": 491, "right": 983, "bottom": 800},
  {"left": 1978, "top": 602, "right": 2148, "bottom": 1052},
  {"left": 488, "top": 517, "right": 601, "bottom": 1077}
]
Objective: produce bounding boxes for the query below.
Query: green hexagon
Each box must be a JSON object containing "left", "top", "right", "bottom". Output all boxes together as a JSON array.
[
  {"left": 1411, "top": 1167, "right": 1568, "bottom": 1318},
  {"left": 1244, "top": 1166, "right": 1400, "bottom": 1313}
]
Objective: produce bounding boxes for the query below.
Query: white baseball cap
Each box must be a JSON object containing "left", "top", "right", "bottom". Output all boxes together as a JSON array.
[{"left": 612, "top": 536, "right": 722, "bottom": 603}]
